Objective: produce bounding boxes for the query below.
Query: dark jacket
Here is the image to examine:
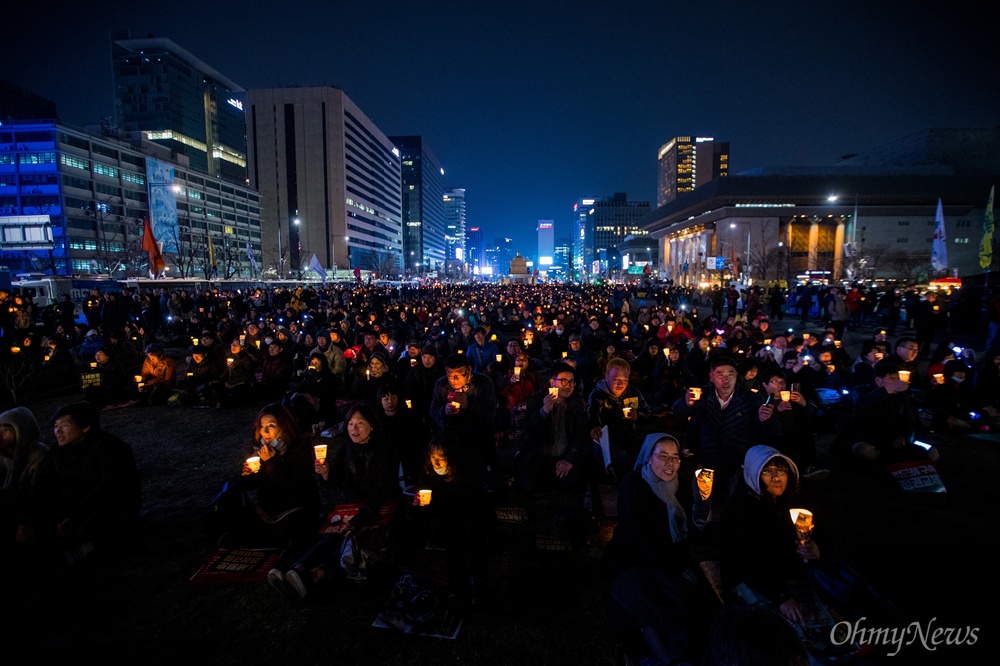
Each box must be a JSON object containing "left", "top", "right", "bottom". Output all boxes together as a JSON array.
[
  {"left": 523, "top": 389, "right": 589, "bottom": 464},
  {"left": 671, "top": 384, "right": 778, "bottom": 479},
  {"left": 323, "top": 434, "right": 401, "bottom": 529}
]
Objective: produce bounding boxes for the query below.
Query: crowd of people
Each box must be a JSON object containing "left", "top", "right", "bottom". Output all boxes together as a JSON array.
[{"left": 2, "top": 278, "right": 998, "bottom": 664}]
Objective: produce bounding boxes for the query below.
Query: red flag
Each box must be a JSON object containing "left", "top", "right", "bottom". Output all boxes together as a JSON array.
[
  {"left": 142, "top": 218, "right": 166, "bottom": 275},
  {"left": 731, "top": 245, "right": 739, "bottom": 278},
  {"left": 642, "top": 263, "right": 651, "bottom": 275}
]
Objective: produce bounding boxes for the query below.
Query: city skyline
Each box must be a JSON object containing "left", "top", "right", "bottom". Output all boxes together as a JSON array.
[{"left": 4, "top": 0, "right": 996, "bottom": 260}]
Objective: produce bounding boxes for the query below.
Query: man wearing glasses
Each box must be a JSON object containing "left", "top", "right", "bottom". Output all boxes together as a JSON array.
[
  {"left": 518, "top": 363, "right": 589, "bottom": 495},
  {"left": 588, "top": 358, "right": 651, "bottom": 482},
  {"left": 672, "top": 356, "right": 779, "bottom": 505}
]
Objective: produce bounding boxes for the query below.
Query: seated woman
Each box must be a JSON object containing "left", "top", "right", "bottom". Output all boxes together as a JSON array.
[
  {"left": 926, "top": 358, "right": 977, "bottom": 431},
  {"left": 603, "top": 433, "right": 718, "bottom": 666},
  {"left": 406, "top": 435, "right": 494, "bottom": 608},
  {"left": 211, "top": 404, "right": 320, "bottom": 552},
  {"left": 285, "top": 352, "right": 338, "bottom": 430},
  {"left": 269, "top": 403, "right": 400, "bottom": 600},
  {"left": 721, "top": 444, "right": 900, "bottom": 640},
  {"left": 83, "top": 348, "right": 130, "bottom": 409},
  {"left": 137, "top": 344, "right": 177, "bottom": 406},
  {"left": 721, "top": 446, "right": 816, "bottom": 626},
  {"left": 259, "top": 340, "right": 294, "bottom": 401},
  {"left": 175, "top": 346, "right": 225, "bottom": 406}
]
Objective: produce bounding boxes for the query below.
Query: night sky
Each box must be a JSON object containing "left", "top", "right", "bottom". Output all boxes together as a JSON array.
[{"left": 4, "top": 0, "right": 997, "bottom": 258}]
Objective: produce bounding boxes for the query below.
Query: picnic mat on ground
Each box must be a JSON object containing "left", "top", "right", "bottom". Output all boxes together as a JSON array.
[
  {"left": 189, "top": 547, "right": 282, "bottom": 584},
  {"left": 372, "top": 573, "right": 463, "bottom": 639}
]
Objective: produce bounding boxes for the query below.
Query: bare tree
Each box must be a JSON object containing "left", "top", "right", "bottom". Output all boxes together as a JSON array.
[
  {"left": 265, "top": 244, "right": 289, "bottom": 279},
  {"left": 160, "top": 227, "right": 198, "bottom": 278},
  {"left": 361, "top": 249, "right": 400, "bottom": 278},
  {"left": 883, "top": 250, "right": 930, "bottom": 283}
]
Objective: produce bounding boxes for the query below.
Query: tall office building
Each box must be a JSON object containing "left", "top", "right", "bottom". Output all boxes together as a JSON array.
[
  {"left": 443, "top": 187, "right": 466, "bottom": 261},
  {"left": 572, "top": 197, "right": 595, "bottom": 280},
  {"left": 537, "top": 220, "right": 554, "bottom": 268},
  {"left": 490, "top": 237, "right": 515, "bottom": 277},
  {"left": 466, "top": 226, "right": 484, "bottom": 275},
  {"left": 656, "top": 136, "right": 729, "bottom": 207},
  {"left": 246, "top": 87, "right": 402, "bottom": 274},
  {"left": 390, "top": 136, "right": 446, "bottom": 274},
  {"left": 553, "top": 237, "right": 571, "bottom": 280},
  {"left": 111, "top": 32, "right": 247, "bottom": 184},
  {"left": 585, "top": 193, "right": 650, "bottom": 274},
  {"left": 0, "top": 120, "right": 260, "bottom": 276}
]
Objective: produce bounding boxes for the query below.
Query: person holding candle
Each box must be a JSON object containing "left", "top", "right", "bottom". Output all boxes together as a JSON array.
[
  {"left": 721, "top": 445, "right": 818, "bottom": 626},
  {"left": 603, "top": 434, "right": 718, "bottom": 665},
  {"left": 404, "top": 434, "right": 493, "bottom": 609},
  {"left": 429, "top": 354, "right": 498, "bottom": 475},
  {"left": 212, "top": 404, "right": 319, "bottom": 552},
  {"left": 402, "top": 345, "right": 443, "bottom": 422},
  {"left": 835, "top": 359, "right": 939, "bottom": 465},
  {"left": 289, "top": 350, "right": 337, "bottom": 415},
  {"left": 465, "top": 327, "right": 500, "bottom": 375},
  {"left": 82, "top": 348, "right": 130, "bottom": 410},
  {"left": 671, "top": 356, "right": 779, "bottom": 505},
  {"left": 270, "top": 403, "right": 400, "bottom": 599},
  {"left": 587, "top": 359, "right": 651, "bottom": 482},
  {"left": 926, "top": 359, "right": 977, "bottom": 431},
  {"left": 518, "top": 362, "right": 588, "bottom": 497},
  {"left": 135, "top": 344, "right": 176, "bottom": 406},
  {"left": 206, "top": 339, "right": 254, "bottom": 409}
]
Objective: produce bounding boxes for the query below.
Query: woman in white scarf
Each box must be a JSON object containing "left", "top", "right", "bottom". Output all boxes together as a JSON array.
[{"left": 603, "top": 433, "right": 717, "bottom": 665}]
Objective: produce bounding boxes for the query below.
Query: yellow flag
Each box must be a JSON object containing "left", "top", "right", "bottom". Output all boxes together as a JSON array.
[
  {"left": 980, "top": 186, "right": 995, "bottom": 270},
  {"left": 207, "top": 232, "right": 217, "bottom": 268}
]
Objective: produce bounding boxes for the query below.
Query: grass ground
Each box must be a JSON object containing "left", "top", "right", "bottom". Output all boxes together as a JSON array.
[{"left": 8, "top": 318, "right": 999, "bottom": 664}]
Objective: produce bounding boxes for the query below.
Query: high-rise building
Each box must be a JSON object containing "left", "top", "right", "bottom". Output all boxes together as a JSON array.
[
  {"left": 0, "top": 120, "right": 260, "bottom": 276},
  {"left": 466, "top": 226, "right": 484, "bottom": 275},
  {"left": 246, "top": 87, "right": 402, "bottom": 275},
  {"left": 390, "top": 136, "right": 446, "bottom": 274},
  {"left": 572, "top": 197, "right": 595, "bottom": 280},
  {"left": 657, "top": 136, "right": 729, "bottom": 207},
  {"left": 111, "top": 32, "right": 247, "bottom": 184},
  {"left": 537, "top": 220, "right": 554, "bottom": 268},
  {"left": 585, "top": 193, "right": 651, "bottom": 274},
  {"left": 443, "top": 187, "right": 466, "bottom": 261},
  {"left": 490, "top": 237, "right": 515, "bottom": 277},
  {"left": 552, "top": 236, "right": 571, "bottom": 280}
]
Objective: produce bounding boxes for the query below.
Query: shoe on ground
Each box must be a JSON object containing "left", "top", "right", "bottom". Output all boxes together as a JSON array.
[
  {"left": 267, "top": 568, "right": 288, "bottom": 596},
  {"left": 285, "top": 568, "right": 309, "bottom": 600},
  {"left": 802, "top": 465, "right": 831, "bottom": 481}
]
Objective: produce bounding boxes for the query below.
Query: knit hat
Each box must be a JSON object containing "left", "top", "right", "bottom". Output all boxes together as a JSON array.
[
  {"left": 420, "top": 345, "right": 438, "bottom": 358},
  {"left": 568, "top": 333, "right": 581, "bottom": 343}
]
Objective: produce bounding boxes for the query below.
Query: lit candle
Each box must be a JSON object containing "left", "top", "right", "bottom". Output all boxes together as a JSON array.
[
  {"left": 90, "top": 362, "right": 98, "bottom": 368},
  {"left": 898, "top": 370, "right": 911, "bottom": 382},
  {"left": 496, "top": 354, "right": 502, "bottom": 362},
  {"left": 134, "top": 375, "right": 143, "bottom": 383}
]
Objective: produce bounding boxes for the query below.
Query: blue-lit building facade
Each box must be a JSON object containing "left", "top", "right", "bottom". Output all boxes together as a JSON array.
[
  {"left": 443, "top": 187, "right": 466, "bottom": 262},
  {"left": 390, "top": 136, "right": 446, "bottom": 275},
  {"left": 584, "top": 193, "right": 651, "bottom": 276},
  {"left": 572, "top": 196, "right": 594, "bottom": 281},
  {"left": 112, "top": 33, "right": 248, "bottom": 185},
  {"left": 466, "top": 226, "right": 484, "bottom": 276},
  {"left": 0, "top": 121, "right": 261, "bottom": 276}
]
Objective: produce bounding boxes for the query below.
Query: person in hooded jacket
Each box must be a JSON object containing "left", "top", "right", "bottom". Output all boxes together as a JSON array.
[
  {"left": 0, "top": 407, "right": 55, "bottom": 567},
  {"left": 259, "top": 340, "right": 294, "bottom": 401},
  {"left": 721, "top": 445, "right": 818, "bottom": 626},
  {"left": 603, "top": 433, "right": 718, "bottom": 665}
]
